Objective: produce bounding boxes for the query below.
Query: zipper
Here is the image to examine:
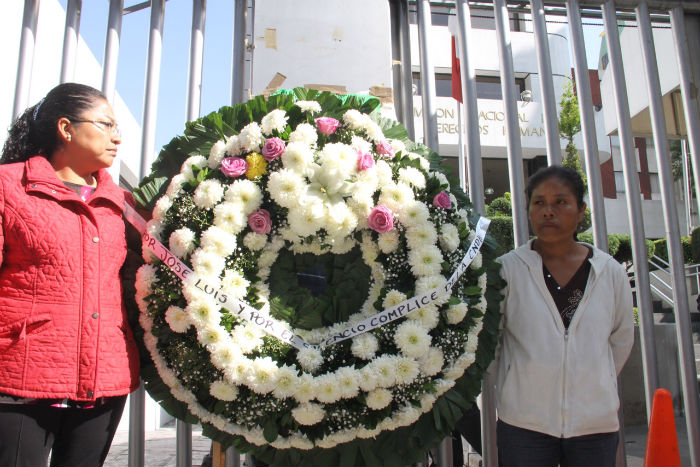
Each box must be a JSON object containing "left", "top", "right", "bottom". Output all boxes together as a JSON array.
[{"left": 561, "top": 328, "right": 569, "bottom": 437}]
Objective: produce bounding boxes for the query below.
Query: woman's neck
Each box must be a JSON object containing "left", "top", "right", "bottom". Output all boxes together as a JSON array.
[
  {"left": 53, "top": 166, "right": 97, "bottom": 187},
  {"left": 533, "top": 238, "right": 583, "bottom": 261}
]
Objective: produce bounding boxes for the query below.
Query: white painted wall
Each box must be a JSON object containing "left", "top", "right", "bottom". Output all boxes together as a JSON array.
[{"left": 251, "top": 0, "right": 393, "bottom": 95}]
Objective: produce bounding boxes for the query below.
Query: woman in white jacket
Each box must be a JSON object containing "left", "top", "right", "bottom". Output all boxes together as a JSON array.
[{"left": 496, "top": 166, "right": 634, "bottom": 466}]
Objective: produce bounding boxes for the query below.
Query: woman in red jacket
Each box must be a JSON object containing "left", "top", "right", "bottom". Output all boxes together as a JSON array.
[{"left": 0, "top": 83, "right": 140, "bottom": 467}]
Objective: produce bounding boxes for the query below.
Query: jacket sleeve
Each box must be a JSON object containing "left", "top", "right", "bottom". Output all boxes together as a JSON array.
[
  {"left": 610, "top": 261, "right": 635, "bottom": 375},
  {"left": 493, "top": 255, "right": 509, "bottom": 366},
  {"left": 0, "top": 178, "right": 4, "bottom": 267}
]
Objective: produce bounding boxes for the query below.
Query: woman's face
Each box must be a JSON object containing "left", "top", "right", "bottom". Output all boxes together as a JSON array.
[
  {"left": 528, "top": 176, "right": 585, "bottom": 243},
  {"left": 62, "top": 99, "right": 121, "bottom": 173}
]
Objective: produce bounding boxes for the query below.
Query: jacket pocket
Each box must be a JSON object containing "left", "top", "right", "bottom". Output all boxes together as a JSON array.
[{"left": 0, "top": 313, "right": 53, "bottom": 342}]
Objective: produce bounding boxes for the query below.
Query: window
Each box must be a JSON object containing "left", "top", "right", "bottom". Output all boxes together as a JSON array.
[
  {"left": 412, "top": 73, "right": 527, "bottom": 100},
  {"left": 412, "top": 72, "right": 454, "bottom": 98}
]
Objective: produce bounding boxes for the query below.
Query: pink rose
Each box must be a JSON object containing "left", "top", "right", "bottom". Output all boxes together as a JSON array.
[
  {"left": 248, "top": 209, "right": 272, "bottom": 234},
  {"left": 357, "top": 151, "right": 375, "bottom": 171},
  {"left": 367, "top": 205, "right": 394, "bottom": 233},
  {"left": 376, "top": 140, "right": 395, "bottom": 158},
  {"left": 315, "top": 117, "right": 342, "bottom": 135},
  {"left": 433, "top": 190, "right": 452, "bottom": 209},
  {"left": 262, "top": 137, "right": 286, "bottom": 162},
  {"left": 220, "top": 157, "right": 248, "bottom": 177}
]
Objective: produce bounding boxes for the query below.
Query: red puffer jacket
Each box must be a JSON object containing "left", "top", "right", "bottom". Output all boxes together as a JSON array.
[{"left": 0, "top": 156, "right": 140, "bottom": 400}]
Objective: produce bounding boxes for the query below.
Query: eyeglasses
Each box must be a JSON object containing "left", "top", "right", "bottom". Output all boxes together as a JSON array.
[{"left": 71, "top": 119, "right": 121, "bottom": 138}]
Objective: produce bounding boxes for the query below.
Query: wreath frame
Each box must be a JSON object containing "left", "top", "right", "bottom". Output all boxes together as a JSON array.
[{"left": 126, "top": 88, "right": 504, "bottom": 467}]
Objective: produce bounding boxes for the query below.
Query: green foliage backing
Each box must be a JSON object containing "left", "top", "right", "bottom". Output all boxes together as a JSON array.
[
  {"left": 691, "top": 226, "right": 700, "bottom": 263},
  {"left": 653, "top": 237, "right": 693, "bottom": 264}
]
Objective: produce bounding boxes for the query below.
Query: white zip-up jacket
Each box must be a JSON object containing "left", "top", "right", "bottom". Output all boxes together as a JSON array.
[{"left": 495, "top": 240, "right": 634, "bottom": 438}]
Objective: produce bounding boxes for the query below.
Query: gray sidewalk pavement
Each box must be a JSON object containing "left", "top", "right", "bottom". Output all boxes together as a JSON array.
[{"left": 103, "top": 418, "right": 690, "bottom": 467}]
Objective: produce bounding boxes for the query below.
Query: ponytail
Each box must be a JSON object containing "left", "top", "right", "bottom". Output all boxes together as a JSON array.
[{"left": 1, "top": 83, "right": 107, "bottom": 165}]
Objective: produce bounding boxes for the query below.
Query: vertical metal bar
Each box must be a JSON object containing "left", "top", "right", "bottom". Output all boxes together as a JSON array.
[
  {"left": 601, "top": 0, "right": 658, "bottom": 422},
  {"left": 186, "top": 0, "right": 206, "bottom": 122},
  {"left": 389, "top": 0, "right": 404, "bottom": 125},
  {"left": 529, "top": 0, "right": 562, "bottom": 166},
  {"left": 493, "top": 0, "right": 528, "bottom": 246},
  {"left": 457, "top": 101, "right": 467, "bottom": 191},
  {"left": 566, "top": 0, "right": 608, "bottom": 252},
  {"left": 435, "top": 439, "right": 453, "bottom": 467},
  {"left": 12, "top": 0, "right": 40, "bottom": 120},
  {"left": 224, "top": 446, "right": 240, "bottom": 467},
  {"left": 682, "top": 140, "right": 692, "bottom": 235},
  {"left": 638, "top": 5, "right": 700, "bottom": 464},
  {"left": 671, "top": 7, "right": 700, "bottom": 219},
  {"left": 231, "top": 0, "right": 247, "bottom": 105},
  {"left": 399, "top": 0, "right": 415, "bottom": 140},
  {"left": 416, "top": 0, "right": 439, "bottom": 152},
  {"left": 455, "top": 0, "right": 485, "bottom": 214},
  {"left": 138, "top": 0, "right": 165, "bottom": 180},
  {"left": 101, "top": 0, "right": 123, "bottom": 103},
  {"left": 59, "top": 0, "right": 81, "bottom": 84},
  {"left": 128, "top": 386, "right": 146, "bottom": 467},
  {"left": 176, "top": 420, "right": 192, "bottom": 467}
]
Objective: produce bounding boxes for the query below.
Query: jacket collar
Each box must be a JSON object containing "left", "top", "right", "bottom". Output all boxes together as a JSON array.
[
  {"left": 512, "top": 238, "right": 612, "bottom": 277},
  {"left": 24, "top": 155, "right": 126, "bottom": 212}
]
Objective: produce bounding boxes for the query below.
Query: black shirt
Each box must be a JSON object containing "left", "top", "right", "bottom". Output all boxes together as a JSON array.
[{"left": 540, "top": 245, "right": 593, "bottom": 329}]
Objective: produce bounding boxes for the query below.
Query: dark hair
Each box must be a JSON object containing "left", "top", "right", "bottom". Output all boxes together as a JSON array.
[
  {"left": 526, "top": 165, "right": 586, "bottom": 208},
  {"left": 1, "top": 83, "right": 107, "bottom": 165}
]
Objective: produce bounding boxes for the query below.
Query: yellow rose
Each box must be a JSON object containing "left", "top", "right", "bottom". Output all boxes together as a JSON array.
[{"left": 245, "top": 152, "right": 267, "bottom": 180}]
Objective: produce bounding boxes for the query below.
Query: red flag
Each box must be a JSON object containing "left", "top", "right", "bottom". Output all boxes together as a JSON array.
[{"left": 451, "top": 36, "right": 462, "bottom": 103}]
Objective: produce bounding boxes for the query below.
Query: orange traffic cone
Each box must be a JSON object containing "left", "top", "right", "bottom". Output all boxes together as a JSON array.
[{"left": 643, "top": 388, "right": 681, "bottom": 467}]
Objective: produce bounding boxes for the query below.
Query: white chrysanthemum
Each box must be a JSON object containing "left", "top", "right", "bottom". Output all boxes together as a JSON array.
[
  {"left": 208, "top": 140, "right": 227, "bottom": 168},
  {"left": 383, "top": 290, "right": 407, "bottom": 309},
  {"left": 210, "top": 380, "right": 238, "bottom": 401},
  {"left": 470, "top": 252, "right": 483, "bottom": 270},
  {"left": 474, "top": 296, "right": 488, "bottom": 313},
  {"left": 405, "top": 224, "right": 438, "bottom": 249},
  {"left": 209, "top": 342, "right": 239, "bottom": 369},
  {"left": 181, "top": 155, "right": 207, "bottom": 179},
  {"left": 135, "top": 264, "right": 157, "bottom": 297},
  {"left": 224, "top": 179, "right": 263, "bottom": 214},
  {"left": 318, "top": 142, "right": 358, "bottom": 172},
  {"left": 351, "top": 333, "right": 379, "bottom": 360},
  {"left": 378, "top": 182, "right": 414, "bottom": 214},
  {"left": 478, "top": 273, "right": 488, "bottom": 291},
  {"left": 342, "top": 109, "right": 364, "bottom": 130},
  {"left": 358, "top": 364, "right": 380, "bottom": 392},
  {"left": 191, "top": 249, "right": 226, "bottom": 278},
  {"left": 224, "top": 135, "right": 242, "bottom": 157},
  {"left": 239, "top": 122, "right": 264, "bottom": 152},
  {"left": 447, "top": 302, "right": 468, "bottom": 324},
  {"left": 165, "top": 305, "right": 190, "bottom": 333},
  {"left": 293, "top": 373, "right": 317, "bottom": 403},
  {"left": 267, "top": 168, "right": 306, "bottom": 208},
  {"left": 292, "top": 403, "right": 325, "bottom": 426},
  {"left": 221, "top": 269, "right": 250, "bottom": 300},
  {"left": 324, "top": 201, "right": 357, "bottom": 238},
  {"left": 457, "top": 209, "right": 469, "bottom": 222},
  {"left": 185, "top": 296, "right": 221, "bottom": 327},
  {"left": 419, "top": 347, "right": 445, "bottom": 376},
  {"left": 439, "top": 223, "right": 461, "bottom": 252},
  {"left": 247, "top": 356, "right": 279, "bottom": 394},
  {"left": 281, "top": 141, "right": 315, "bottom": 173},
  {"left": 407, "top": 304, "right": 440, "bottom": 330},
  {"left": 399, "top": 201, "right": 430, "bottom": 228},
  {"left": 363, "top": 120, "right": 384, "bottom": 142},
  {"left": 166, "top": 174, "right": 187, "bottom": 198},
  {"left": 335, "top": 367, "right": 360, "bottom": 399},
  {"left": 372, "top": 357, "right": 398, "bottom": 388},
  {"left": 297, "top": 347, "right": 323, "bottom": 373},
  {"left": 351, "top": 135, "right": 372, "bottom": 154},
  {"left": 408, "top": 245, "right": 444, "bottom": 277},
  {"left": 213, "top": 201, "right": 247, "bottom": 234},
  {"left": 222, "top": 354, "right": 251, "bottom": 384},
  {"left": 434, "top": 172, "right": 450, "bottom": 188},
  {"left": 153, "top": 195, "right": 172, "bottom": 222},
  {"left": 272, "top": 364, "right": 298, "bottom": 399},
  {"left": 295, "top": 100, "right": 322, "bottom": 113},
  {"left": 415, "top": 275, "right": 449, "bottom": 305},
  {"left": 169, "top": 227, "right": 196, "bottom": 258},
  {"left": 398, "top": 166, "right": 426, "bottom": 189},
  {"left": 375, "top": 160, "right": 393, "bottom": 186},
  {"left": 390, "top": 139, "right": 406, "bottom": 155},
  {"left": 193, "top": 179, "right": 224, "bottom": 210},
  {"left": 394, "top": 320, "right": 431, "bottom": 359},
  {"left": 230, "top": 323, "right": 264, "bottom": 354},
  {"left": 315, "top": 374, "right": 342, "bottom": 403},
  {"left": 260, "top": 109, "right": 289, "bottom": 135},
  {"left": 377, "top": 229, "right": 399, "bottom": 254},
  {"left": 394, "top": 356, "right": 420, "bottom": 384},
  {"left": 288, "top": 122, "right": 318, "bottom": 147},
  {"left": 200, "top": 226, "right": 236, "bottom": 257},
  {"left": 288, "top": 201, "right": 324, "bottom": 237},
  {"left": 197, "top": 325, "right": 226, "bottom": 346},
  {"left": 243, "top": 232, "right": 267, "bottom": 251},
  {"left": 366, "top": 388, "right": 392, "bottom": 410}
]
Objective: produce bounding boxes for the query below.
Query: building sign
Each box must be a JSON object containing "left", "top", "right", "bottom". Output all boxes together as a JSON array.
[{"left": 412, "top": 97, "right": 548, "bottom": 151}]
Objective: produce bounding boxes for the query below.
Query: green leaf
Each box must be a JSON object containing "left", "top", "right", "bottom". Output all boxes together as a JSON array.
[{"left": 263, "top": 419, "right": 279, "bottom": 443}]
